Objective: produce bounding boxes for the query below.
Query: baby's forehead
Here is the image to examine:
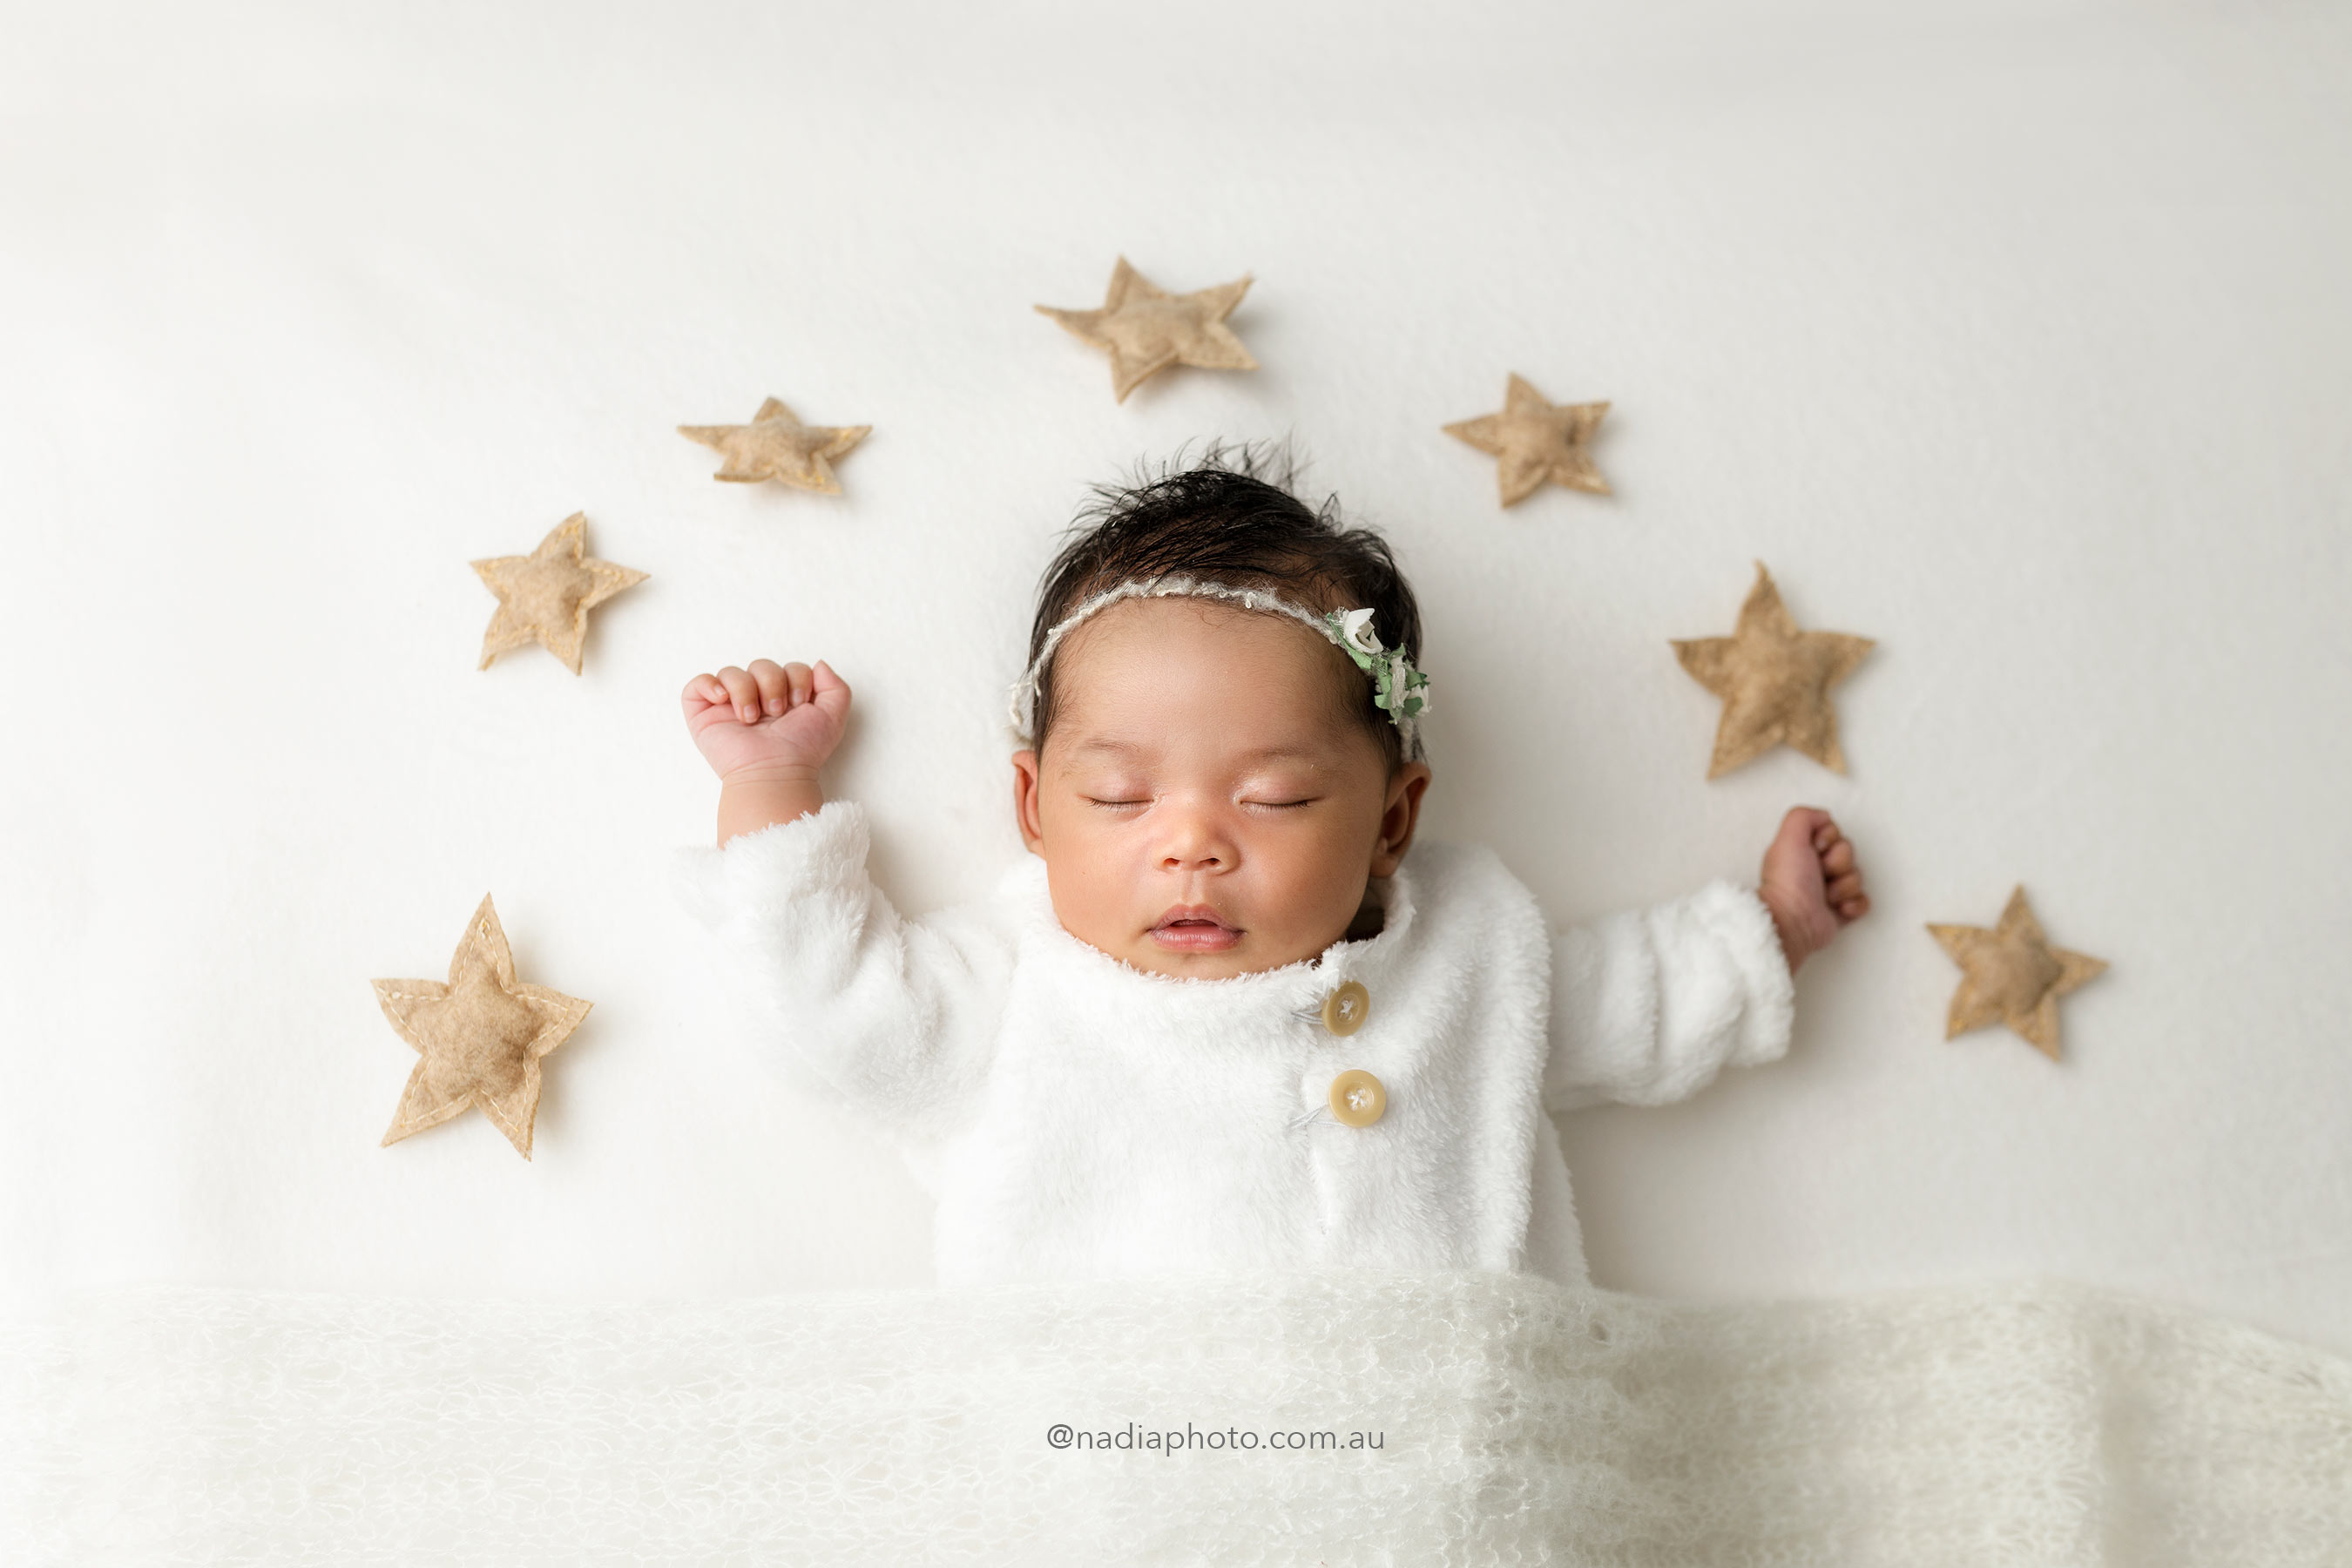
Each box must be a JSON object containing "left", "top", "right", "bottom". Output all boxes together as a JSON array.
[
  {"left": 1058, "top": 731, "right": 1335, "bottom": 765},
  {"left": 1060, "top": 596, "right": 1354, "bottom": 688},
  {"left": 1050, "top": 692, "right": 1370, "bottom": 779},
  {"left": 1057, "top": 593, "right": 1339, "bottom": 665},
  {"left": 1040, "top": 593, "right": 1380, "bottom": 767}
]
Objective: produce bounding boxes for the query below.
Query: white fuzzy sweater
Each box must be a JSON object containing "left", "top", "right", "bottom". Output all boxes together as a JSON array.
[{"left": 674, "top": 801, "right": 1796, "bottom": 1288}]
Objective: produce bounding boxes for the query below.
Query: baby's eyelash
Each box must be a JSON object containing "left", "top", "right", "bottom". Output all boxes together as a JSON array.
[{"left": 1077, "top": 794, "right": 1319, "bottom": 809}]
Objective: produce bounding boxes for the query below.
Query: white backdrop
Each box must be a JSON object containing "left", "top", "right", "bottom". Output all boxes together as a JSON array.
[{"left": 3, "top": 0, "right": 2348, "bottom": 1355}]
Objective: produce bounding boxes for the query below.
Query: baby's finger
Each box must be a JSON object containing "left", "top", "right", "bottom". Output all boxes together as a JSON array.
[
  {"left": 682, "top": 673, "right": 722, "bottom": 712},
  {"left": 1812, "top": 816, "right": 1842, "bottom": 853},
  {"left": 1821, "top": 838, "right": 1855, "bottom": 875},
  {"left": 715, "top": 666, "right": 761, "bottom": 725},
  {"left": 781, "top": 661, "right": 814, "bottom": 710},
  {"left": 1836, "top": 892, "right": 1871, "bottom": 922},
  {"left": 1827, "top": 871, "right": 1865, "bottom": 905},
  {"left": 747, "top": 659, "right": 791, "bottom": 719},
  {"left": 809, "top": 659, "right": 853, "bottom": 720}
]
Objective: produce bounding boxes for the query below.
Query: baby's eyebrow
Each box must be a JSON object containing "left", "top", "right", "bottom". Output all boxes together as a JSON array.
[
  {"left": 1065, "top": 736, "right": 1152, "bottom": 759},
  {"left": 1231, "top": 745, "right": 1328, "bottom": 765},
  {"left": 1064, "top": 737, "right": 1327, "bottom": 766}
]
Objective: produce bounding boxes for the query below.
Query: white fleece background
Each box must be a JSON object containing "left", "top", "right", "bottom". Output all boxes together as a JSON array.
[{"left": 3, "top": 1, "right": 2347, "bottom": 1355}]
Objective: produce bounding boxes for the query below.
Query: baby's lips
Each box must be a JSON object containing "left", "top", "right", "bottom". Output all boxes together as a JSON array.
[
  {"left": 1147, "top": 909, "right": 1245, "bottom": 953},
  {"left": 1153, "top": 903, "right": 1237, "bottom": 932}
]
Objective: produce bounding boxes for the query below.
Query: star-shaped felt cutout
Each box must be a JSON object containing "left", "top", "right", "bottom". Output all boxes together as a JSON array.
[
  {"left": 471, "top": 511, "right": 646, "bottom": 675},
  {"left": 1671, "top": 562, "right": 1875, "bottom": 778},
  {"left": 1929, "top": 887, "right": 2108, "bottom": 1061},
  {"left": 372, "top": 895, "right": 591, "bottom": 1159},
  {"left": 1036, "top": 257, "right": 1257, "bottom": 402},
  {"left": 679, "top": 397, "right": 869, "bottom": 492},
  {"left": 1443, "top": 374, "right": 1612, "bottom": 505}
]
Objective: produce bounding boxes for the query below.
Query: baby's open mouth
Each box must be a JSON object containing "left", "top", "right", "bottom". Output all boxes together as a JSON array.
[{"left": 1150, "top": 905, "right": 1241, "bottom": 953}]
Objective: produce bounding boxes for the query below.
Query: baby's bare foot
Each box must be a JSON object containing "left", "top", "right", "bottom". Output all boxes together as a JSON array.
[{"left": 1758, "top": 807, "right": 1870, "bottom": 973}]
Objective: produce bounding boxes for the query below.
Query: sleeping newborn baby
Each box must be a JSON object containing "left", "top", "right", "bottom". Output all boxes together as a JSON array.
[{"left": 676, "top": 454, "right": 1870, "bottom": 1287}]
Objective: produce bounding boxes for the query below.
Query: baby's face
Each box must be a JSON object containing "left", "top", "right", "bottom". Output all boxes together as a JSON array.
[{"left": 1010, "top": 598, "right": 1431, "bottom": 979}]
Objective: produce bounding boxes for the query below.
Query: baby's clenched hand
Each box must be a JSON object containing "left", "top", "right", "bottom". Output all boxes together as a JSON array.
[
  {"left": 682, "top": 659, "right": 851, "bottom": 784},
  {"left": 1756, "top": 807, "right": 1870, "bottom": 974}
]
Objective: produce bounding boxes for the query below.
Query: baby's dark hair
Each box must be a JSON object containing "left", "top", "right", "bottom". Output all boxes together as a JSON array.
[{"left": 1025, "top": 442, "right": 1423, "bottom": 771}]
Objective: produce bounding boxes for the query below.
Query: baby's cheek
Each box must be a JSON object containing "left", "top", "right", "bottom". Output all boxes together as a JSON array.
[
  {"left": 1044, "top": 837, "right": 1147, "bottom": 936},
  {"left": 1255, "top": 832, "right": 1365, "bottom": 928}
]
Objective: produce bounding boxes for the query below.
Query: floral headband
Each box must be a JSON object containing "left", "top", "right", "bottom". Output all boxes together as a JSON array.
[{"left": 1006, "top": 573, "right": 1432, "bottom": 761}]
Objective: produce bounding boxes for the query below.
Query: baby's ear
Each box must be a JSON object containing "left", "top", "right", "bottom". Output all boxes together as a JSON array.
[
  {"left": 1370, "top": 760, "right": 1433, "bottom": 876},
  {"left": 1010, "top": 749, "right": 1046, "bottom": 852}
]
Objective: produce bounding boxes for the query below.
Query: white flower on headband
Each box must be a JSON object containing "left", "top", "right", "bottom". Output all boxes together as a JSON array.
[{"left": 1339, "top": 608, "right": 1382, "bottom": 656}]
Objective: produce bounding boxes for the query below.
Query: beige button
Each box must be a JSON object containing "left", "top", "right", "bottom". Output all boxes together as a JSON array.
[
  {"left": 1320, "top": 979, "right": 1370, "bottom": 1037},
  {"left": 1328, "top": 1069, "right": 1386, "bottom": 1128}
]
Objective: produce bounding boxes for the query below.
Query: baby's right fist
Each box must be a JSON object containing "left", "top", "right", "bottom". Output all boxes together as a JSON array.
[{"left": 682, "top": 658, "right": 851, "bottom": 783}]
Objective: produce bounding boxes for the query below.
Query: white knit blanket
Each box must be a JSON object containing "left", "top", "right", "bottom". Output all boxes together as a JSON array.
[{"left": 3, "top": 1272, "right": 2346, "bottom": 1565}]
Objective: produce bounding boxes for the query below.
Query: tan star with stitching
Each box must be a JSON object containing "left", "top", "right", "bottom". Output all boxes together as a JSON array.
[
  {"left": 1672, "top": 562, "right": 1875, "bottom": 778},
  {"left": 1443, "top": 374, "right": 1611, "bottom": 505},
  {"left": 472, "top": 511, "right": 646, "bottom": 674},
  {"left": 679, "top": 397, "right": 869, "bottom": 491},
  {"left": 1036, "top": 257, "right": 1257, "bottom": 402},
  {"left": 1929, "top": 887, "right": 2107, "bottom": 1060},
  {"left": 372, "top": 895, "right": 592, "bottom": 1159}
]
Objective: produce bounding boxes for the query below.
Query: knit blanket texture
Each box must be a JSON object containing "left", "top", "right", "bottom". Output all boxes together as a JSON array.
[{"left": 3, "top": 1270, "right": 2346, "bottom": 1565}]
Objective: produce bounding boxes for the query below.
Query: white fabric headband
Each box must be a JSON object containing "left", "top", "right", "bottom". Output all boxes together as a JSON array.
[{"left": 1006, "top": 573, "right": 1431, "bottom": 762}]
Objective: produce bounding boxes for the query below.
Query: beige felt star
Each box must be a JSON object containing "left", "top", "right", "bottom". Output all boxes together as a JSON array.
[
  {"left": 372, "top": 894, "right": 591, "bottom": 1159},
  {"left": 1929, "top": 887, "right": 2108, "bottom": 1061},
  {"left": 471, "top": 511, "right": 646, "bottom": 675},
  {"left": 679, "top": 397, "right": 869, "bottom": 492},
  {"left": 1443, "top": 374, "right": 1612, "bottom": 505},
  {"left": 1036, "top": 257, "right": 1257, "bottom": 402},
  {"left": 1671, "top": 562, "right": 1875, "bottom": 778}
]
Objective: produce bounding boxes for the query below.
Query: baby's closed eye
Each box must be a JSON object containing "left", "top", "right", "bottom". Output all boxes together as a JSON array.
[{"left": 1236, "top": 770, "right": 1323, "bottom": 809}]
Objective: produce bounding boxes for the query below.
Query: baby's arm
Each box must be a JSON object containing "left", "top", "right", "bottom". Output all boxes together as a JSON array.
[
  {"left": 1544, "top": 808, "right": 1869, "bottom": 1112},
  {"left": 677, "top": 658, "right": 1012, "bottom": 1139}
]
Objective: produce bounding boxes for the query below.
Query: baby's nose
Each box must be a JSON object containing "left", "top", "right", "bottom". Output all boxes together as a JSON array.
[{"left": 1156, "top": 809, "right": 1234, "bottom": 869}]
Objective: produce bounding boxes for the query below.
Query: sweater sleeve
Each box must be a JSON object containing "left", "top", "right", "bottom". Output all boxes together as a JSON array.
[
  {"left": 1542, "top": 879, "right": 1796, "bottom": 1113},
  {"left": 671, "top": 800, "right": 1016, "bottom": 1140}
]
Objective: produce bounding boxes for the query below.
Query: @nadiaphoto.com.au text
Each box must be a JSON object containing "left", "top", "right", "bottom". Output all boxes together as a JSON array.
[{"left": 1047, "top": 1422, "right": 1385, "bottom": 1453}]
